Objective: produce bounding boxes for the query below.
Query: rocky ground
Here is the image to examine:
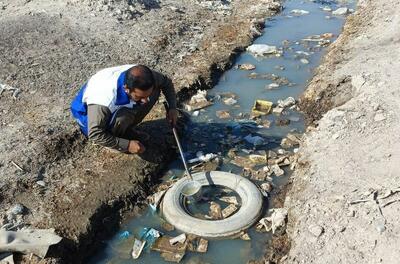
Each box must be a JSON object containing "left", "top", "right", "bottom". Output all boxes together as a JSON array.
[
  {"left": 0, "top": 0, "right": 282, "bottom": 262},
  {"left": 285, "top": 0, "right": 400, "bottom": 263}
]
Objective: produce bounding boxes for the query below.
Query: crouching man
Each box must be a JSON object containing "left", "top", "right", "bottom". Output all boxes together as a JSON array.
[{"left": 71, "top": 64, "right": 178, "bottom": 154}]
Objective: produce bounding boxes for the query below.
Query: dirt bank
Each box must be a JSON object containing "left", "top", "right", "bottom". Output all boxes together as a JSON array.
[
  {"left": 285, "top": 0, "right": 400, "bottom": 263},
  {"left": 0, "top": 0, "right": 282, "bottom": 262}
]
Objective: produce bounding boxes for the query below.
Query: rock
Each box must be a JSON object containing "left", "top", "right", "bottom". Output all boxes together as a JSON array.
[
  {"left": 374, "top": 113, "right": 386, "bottom": 122},
  {"left": 271, "top": 164, "right": 284, "bottom": 176},
  {"left": 249, "top": 154, "right": 267, "bottom": 164},
  {"left": 196, "top": 238, "right": 208, "bottom": 253},
  {"left": 160, "top": 252, "right": 185, "bottom": 263},
  {"left": 272, "top": 107, "right": 284, "bottom": 115},
  {"left": 151, "top": 236, "right": 186, "bottom": 255},
  {"left": 186, "top": 90, "right": 213, "bottom": 111},
  {"left": 290, "top": 9, "right": 310, "bottom": 15},
  {"left": 230, "top": 156, "right": 255, "bottom": 169},
  {"left": 260, "top": 182, "right": 273, "bottom": 193},
  {"left": 209, "top": 201, "right": 223, "bottom": 219},
  {"left": 332, "top": 7, "right": 349, "bottom": 16},
  {"left": 36, "top": 180, "right": 46, "bottom": 187},
  {"left": 376, "top": 223, "right": 386, "bottom": 233},
  {"left": 308, "top": 224, "right": 324, "bottom": 237},
  {"left": 238, "top": 63, "right": 256, "bottom": 70},
  {"left": 192, "top": 111, "right": 200, "bottom": 117},
  {"left": 322, "top": 6, "right": 332, "bottom": 12},
  {"left": 216, "top": 110, "right": 231, "bottom": 119},
  {"left": 247, "top": 44, "right": 279, "bottom": 56},
  {"left": 222, "top": 204, "right": 238, "bottom": 218}
]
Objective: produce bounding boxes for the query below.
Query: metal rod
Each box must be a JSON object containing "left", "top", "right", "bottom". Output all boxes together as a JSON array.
[{"left": 172, "top": 127, "right": 193, "bottom": 180}]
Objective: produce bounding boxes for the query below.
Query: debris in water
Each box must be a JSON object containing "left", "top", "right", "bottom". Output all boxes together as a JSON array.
[
  {"left": 216, "top": 110, "right": 231, "bottom": 119},
  {"left": 188, "top": 152, "right": 218, "bottom": 164},
  {"left": 275, "top": 118, "right": 290, "bottom": 126},
  {"left": 223, "top": 97, "right": 237, "bottom": 105},
  {"left": 0, "top": 83, "right": 20, "bottom": 100},
  {"left": 222, "top": 204, "right": 238, "bottom": 218},
  {"left": 185, "top": 90, "right": 213, "bottom": 111},
  {"left": 209, "top": 201, "right": 223, "bottom": 219},
  {"left": 260, "top": 182, "right": 273, "bottom": 193},
  {"left": 249, "top": 154, "right": 267, "bottom": 164},
  {"left": 332, "top": 7, "right": 349, "bottom": 16},
  {"left": 290, "top": 9, "right": 309, "bottom": 15},
  {"left": 244, "top": 134, "right": 265, "bottom": 146},
  {"left": 300, "top": 58, "right": 309, "bottom": 64},
  {"left": 252, "top": 99, "right": 273, "bottom": 116},
  {"left": 151, "top": 236, "right": 186, "bottom": 261},
  {"left": 219, "top": 196, "right": 239, "bottom": 205},
  {"left": 149, "top": 190, "right": 167, "bottom": 211},
  {"left": 192, "top": 110, "right": 200, "bottom": 117},
  {"left": 169, "top": 234, "right": 187, "bottom": 246},
  {"left": 274, "top": 65, "right": 285, "bottom": 71},
  {"left": 272, "top": 106, "right": 284, "bottom": 115},
  {"left": 322, "top": 6, "right": 332, "bottom": 12},
  {"left": 238, "top": 63, "right": 256, "bottom": 70},
  {"left": 246, "top": 44, "right": 280, "bottom": 57},
  {"left": 308, "top": 224, "right": 324, "bottom": 237},
  {"left": 131, "top": 238, "right": 146, "bottom": 259},
  {"left": 266, "top": 83, "right": 280, "bottom": 90},
  {"left": 240, "top": 232, "right": 251, "bottom": 241},
  {"left": 140, "top": 228, "right": 162, "bottom": 248},
  {"left": 277, "top": 97, "right": 296, "bottom": 108},
  {"left": 160, "top": 252, "right": 185, "bottom": 263},
  {"left": 196, "top": 238, "right": 208, "bottom": 253},
  {"left": 118, "top": 230, "right": 131, "bottom": 239}
]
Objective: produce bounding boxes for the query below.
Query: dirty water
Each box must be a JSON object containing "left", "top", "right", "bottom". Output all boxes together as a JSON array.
[{"left": 89, "top": 0, "right": 355, "bottom": 263}]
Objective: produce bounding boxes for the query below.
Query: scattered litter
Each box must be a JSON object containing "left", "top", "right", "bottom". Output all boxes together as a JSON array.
[
  {"left": 249, "top": 154, "right": 267, "bottom": 164},
  {"left": 169, "top": 234, "right": 187, "bottom": 246},
  {"left": 252, "top": 99, "right": 273, "bottom": 116},
  {"left": 0, "top": 83, "right": 20, "bottom": 100},
  {"left": 219, "top": 196, "right": 239, "bottom": 205},
  {"left": 185, "top": 90, "right": 213, "bottom": 111},
  {"left": 300, "top": 58, "right": 309, "bottom": 64},
  {"left": 209, "top": 201, "right": 223, "bottom": 219},
  {"left": 332, "top": 7, "right": 349, "bottom": 16},
  {"left": 0, "top": 229, "right": 62, "bottom": 258},
  {"left": 131, "top": 238, "right": 146, "bottom": 259},
  {"left": 140, "top": 228, "right": 162, "bottom": 248},
  {"left": 0, "top": 253, "right": 14, "bottom": 264},
  {"left": 240, "top": 232, "right": 251, "bottom": 241},
  {"left": 271, "top": 164, "right": 284, "bottom": 176},
  {"left": 258, "top": 208, "right": 288, "bottom": 234},
  {"left": 188, "top": 152, "right": 218, "bottom": 164},
  {"left": 196, "top": 238, "right": 208, "bottom": 253},
  {"left": 192, "top": 111, "right": 200, "bottom": 117},
  {"left": 244, "top": 134, "right": 265, "bottom": 146},
  {"left": 272, "top": 107, "right": 284, "bottom": 115},
  {"left": 274, "top": 65, "right": 285, "bottom": 71},
  {"left": 118, "top": 230, "right": 131, "bottom": 239},
  {"left": 223, "top": 97, "right": 237, "bottom": 105},
  {"left": 216, "top": 110, "right": 231, "bottom": 119},
  {"left": 277, "top": 97, "right": 296, "bottom": 108},
  {"left": 246, "top": 44, "right": 280, "bottom": 57},
  {"left": 248, "top": 73, "right": 290, "bottom": 86},
  {"left": 322, "top": 6, "right": 332, "bottom": 12},
  {"left": 222, "top": 204, "right": 238, "bottom": 218},
  {"left": 151, "top": 236, "right": 186, "bottom": 262},
  {"left": 290, "top": 9, "right": 309, "bottom": 15},
  {"left": 267, "top": 83, "right": 280, "bottom": 89},
  {"left": 238, "top": 63, "right": 256, "bottom": 70}
]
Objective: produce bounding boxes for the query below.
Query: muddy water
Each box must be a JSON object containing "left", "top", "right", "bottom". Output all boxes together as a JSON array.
[{"left": 89, "top": 0, "right": 354, "bottom": 263}]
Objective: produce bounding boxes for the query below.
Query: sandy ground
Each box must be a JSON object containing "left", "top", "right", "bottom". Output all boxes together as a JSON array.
[
  {"left": 0, "top": 0, "right": 282, "bottom": 262},
  {"left": 285, "top": 0, "right": 400, "bottom": 263}
]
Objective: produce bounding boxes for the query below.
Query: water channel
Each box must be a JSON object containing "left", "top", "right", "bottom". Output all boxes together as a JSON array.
[{"left": 90, "top": 0, "right": 355, "bottom": 263}]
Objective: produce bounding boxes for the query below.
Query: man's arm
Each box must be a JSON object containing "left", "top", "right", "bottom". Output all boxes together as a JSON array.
[
  {"left": 152, "top": 70, "right": 177, "bottom": 109},
  {"left": 87, "top": 104, "right": 130, "bottom": 152}
]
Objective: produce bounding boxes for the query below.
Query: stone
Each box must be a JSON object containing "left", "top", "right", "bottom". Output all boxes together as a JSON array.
[
  {"left": 267, "top": 83, "right": 280, "bottom": 89},
  {"left": 252, "top": 99, "right": 273, "bottom": 116},
  {"left": 332, "top": 7, "right": 349, "bottom": 16},
  {"left": 260, "top": 182, "right": 273, "bottom": 193},
  {"left": 151, "top": 236, "right": 186, "bottom": 255},
  {"left": 249, "top": 154, "right": 267, "bottom": 164},
  {"left": 197, "top": 238, "right": 208, "bottom": 253},
  {"left": 246, "top": 44, "right": 279, "bottom": 56},
  {"left": 222, "top": 204, "right": 238, "bottom": 218},
  {"left": 162, "top": 222, "right": 175, "bottom": 232},
  {"left": 240, "top": 232, "right": 251, "bottom": 240},
  {"left": 238, "top": 63, "right": 256, "bottom": 70},
  {"left": 36, "top": 180, "right": 46, "bottom": 187},
  {"left": 308, "top": 224, "right": 324, "bottom": 237},
  {"left": 277, "top": 97, "right": 296, "bottom": 108},
  {"left": 272, "top": 107, "right": 284, "bottom": 115},
  {"left": 275, "top": 119, "right": 290, "bottom": 126},
  {"left": 160, "top": 252, "right": 185, "bottom": 263},
  {"left": 219, "top": 196, "right": 239, "bottom": 205},
  {"left": 271, "top": 164, "right": 284, "bottom": 176}
]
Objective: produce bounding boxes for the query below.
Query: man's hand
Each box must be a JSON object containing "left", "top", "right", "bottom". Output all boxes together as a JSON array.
[
  {"left": 128, "top": 140, "right": 145, "bottom": 154},
  {"left": 167, "top": 109, "right": 178, "bottom": 127}
]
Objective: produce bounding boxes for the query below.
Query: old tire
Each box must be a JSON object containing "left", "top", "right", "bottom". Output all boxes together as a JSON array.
[{"left": 162, "top": 171, "right": 263, "bottom": 238}]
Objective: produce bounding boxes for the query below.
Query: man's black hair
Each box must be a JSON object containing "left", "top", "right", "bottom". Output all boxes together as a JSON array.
[{"left": 124, "top": 65, "right": 155, "bottom": 91}]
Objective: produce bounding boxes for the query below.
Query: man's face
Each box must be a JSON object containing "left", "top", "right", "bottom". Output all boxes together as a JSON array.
[{"left": 125, "top": 86, "right": 153, "bottom": 104}]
